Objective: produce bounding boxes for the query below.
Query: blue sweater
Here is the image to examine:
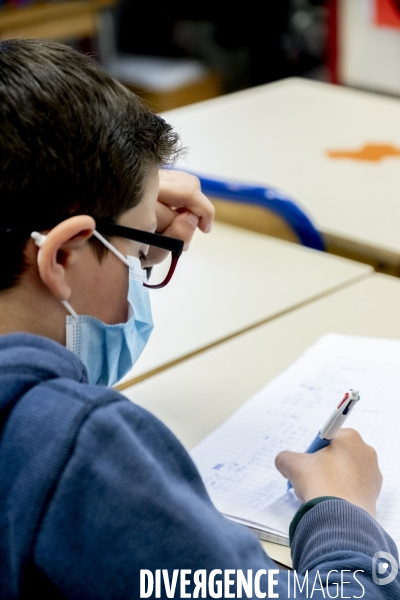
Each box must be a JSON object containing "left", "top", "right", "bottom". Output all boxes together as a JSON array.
[{"left": 0, "top": 333, "right": 398, "bottom": 599}]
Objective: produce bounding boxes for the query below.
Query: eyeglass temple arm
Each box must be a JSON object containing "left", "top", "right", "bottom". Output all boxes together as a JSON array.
[{"left": 144, "top": 253, "right": 179, "bottom": 289}]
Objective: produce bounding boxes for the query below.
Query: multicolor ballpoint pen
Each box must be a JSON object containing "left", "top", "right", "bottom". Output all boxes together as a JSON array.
[{"left": 287, "top": 389, "right": 361, "bottom": 491}]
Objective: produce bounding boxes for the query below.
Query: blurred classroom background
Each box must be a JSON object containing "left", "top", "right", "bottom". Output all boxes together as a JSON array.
[
  {"left": 1, "top": 1, "right": 400, "bottom": 110},
  {"left": 0, "top": 0, "right": 329, "bottom": 111}
]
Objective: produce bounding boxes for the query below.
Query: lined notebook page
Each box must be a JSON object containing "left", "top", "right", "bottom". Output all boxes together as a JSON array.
[{"left": 191, "top": 334, "right": 400, "bottom": 548}]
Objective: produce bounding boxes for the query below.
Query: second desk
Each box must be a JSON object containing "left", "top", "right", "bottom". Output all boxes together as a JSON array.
[{"left": 117, "top": 221, "right": 371, "bottom": 388}]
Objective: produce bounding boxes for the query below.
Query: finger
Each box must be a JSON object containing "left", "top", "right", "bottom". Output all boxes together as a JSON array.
[
  {"left": 331, "top": 428, "right": 365, "bottom": 453},
  {"left": 158, "top": 183, "right": 213, "bottom": 233},
  {"left": 275, "top": 450, "right": 305, "bottom": 479},
  {"left": 335, "top": 427, "right": 360, "bottom": 439},
  {"left": 146, "top": 210, "right": 199, "bottom": 265},
  {"left": 156, "top": 201, "right": 176, "bottom": 233},
  {"left": 158, "top": 170, "right": 215, "bottom": 233},
  {"left": 163, "top": 210, "right": 199, "bottom": 250}
]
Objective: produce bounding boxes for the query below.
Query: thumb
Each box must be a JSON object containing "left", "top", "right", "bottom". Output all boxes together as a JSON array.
[
  {"left": 162, "top": 210, "right": 199, "bottom": 251},
  {"left": 275, "top": 450, "right": 306, "bottom": 480}
]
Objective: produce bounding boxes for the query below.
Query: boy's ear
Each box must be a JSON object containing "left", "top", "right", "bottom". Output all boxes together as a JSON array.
[{"left": 30, "top": 215, "right": 96, "bottom": 302}]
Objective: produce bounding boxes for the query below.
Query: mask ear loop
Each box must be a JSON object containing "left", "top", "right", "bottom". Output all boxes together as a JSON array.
[
  {"left": 31, "top": 229, "right": 144, "bottom": 318},
  {"left": 31, "top": 231, "right": 78, "bottom": 318},
  {"left": 92, "top": 230, "right": 146, "bottom": 282},
  {"left": 92, "top": 230, "right": 130, "bottom": 267}
]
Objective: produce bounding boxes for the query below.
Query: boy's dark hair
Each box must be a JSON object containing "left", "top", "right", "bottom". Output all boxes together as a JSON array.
[{"left": 0, "top": 39, "right": 181, "bottom": 291}]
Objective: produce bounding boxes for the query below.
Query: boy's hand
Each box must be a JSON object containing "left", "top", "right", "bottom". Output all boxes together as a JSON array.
[
  {"left": 275, "top": 429, "right": 382, "bottom": 517},
  {"left": 156, "top": 170, "right": 215, "bottom": 248}
]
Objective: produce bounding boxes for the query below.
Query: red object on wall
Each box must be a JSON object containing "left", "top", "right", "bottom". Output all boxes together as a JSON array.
[{"left": 375, "top": 0, "right": 400, "bottom": 28}]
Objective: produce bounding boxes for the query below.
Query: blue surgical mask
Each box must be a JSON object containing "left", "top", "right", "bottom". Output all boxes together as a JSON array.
[{"left": 32, "top": 229, "right": 154, "bottom": 387}]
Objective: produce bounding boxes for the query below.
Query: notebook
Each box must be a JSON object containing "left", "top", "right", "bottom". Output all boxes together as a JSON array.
[{"left": 190, "top": 334, "right": 400, "bottom": 548}]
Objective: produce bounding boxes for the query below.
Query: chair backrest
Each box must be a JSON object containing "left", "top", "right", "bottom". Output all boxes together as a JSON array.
[{"left": 191, "top": 173, "right": 325, "bottom": 251}]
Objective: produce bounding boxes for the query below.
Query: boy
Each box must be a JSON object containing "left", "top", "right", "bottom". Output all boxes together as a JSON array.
[{"left": 0, "top": 39, "right": 397, "bottom": 599}]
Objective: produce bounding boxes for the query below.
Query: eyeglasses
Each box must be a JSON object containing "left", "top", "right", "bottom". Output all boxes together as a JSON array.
[
  {"left": 95, "top": 221, "right": 184, "bottom": 289},
  {"left": 6, "top": 220, "right": 184, "bottom": 290}
]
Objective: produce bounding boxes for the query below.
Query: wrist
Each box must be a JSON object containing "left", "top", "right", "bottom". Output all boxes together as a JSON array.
[{"left": 302, "top": 487, "right": 377, "bottom": 518}]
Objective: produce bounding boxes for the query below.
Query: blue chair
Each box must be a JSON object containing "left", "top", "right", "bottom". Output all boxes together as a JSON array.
[{"left": 190, "top": 173, "right": 325, "bottom": 252}]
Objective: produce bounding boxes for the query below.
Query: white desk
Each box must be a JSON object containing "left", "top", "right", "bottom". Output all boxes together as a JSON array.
[
  {"left": 117, "top": 221, "right": 371, "bottom": 388},
  {"left": 123, "top": 273, "right": 400, "bottom": 567},
  {"left": 162, "top": 78, "right": 400, "bottom": 270}
]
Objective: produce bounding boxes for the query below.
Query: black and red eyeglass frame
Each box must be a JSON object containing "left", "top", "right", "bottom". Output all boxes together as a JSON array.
[
  {"left": 6, "top": 220, "right": 184, "bottom": 290},
  {"left": 95, "top": 221, "right": 184, "bottom": 289}
]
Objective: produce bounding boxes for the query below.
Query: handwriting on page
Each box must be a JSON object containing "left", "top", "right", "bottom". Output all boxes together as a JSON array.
[{"left": 191, "top": 334, "right": 400, "bottom": 547}]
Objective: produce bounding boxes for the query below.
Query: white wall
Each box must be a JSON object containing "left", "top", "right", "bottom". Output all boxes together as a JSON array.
[{"left": 340, "top": 0, "right": 400, "bottom": 95}]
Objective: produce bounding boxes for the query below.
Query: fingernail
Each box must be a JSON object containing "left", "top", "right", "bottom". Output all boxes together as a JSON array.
[
  {"left": 183, "top": 242, "right": 190, "bottom": 251},
  {"left": 205, "top": 223, "right": 212, "bottom": 233},
  {"left": 186, "top": 212, "right": 199, "bottom": 229}
]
